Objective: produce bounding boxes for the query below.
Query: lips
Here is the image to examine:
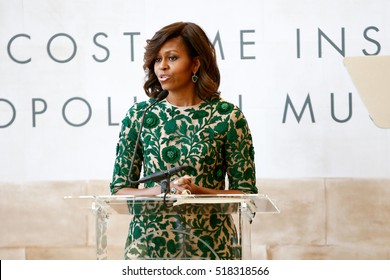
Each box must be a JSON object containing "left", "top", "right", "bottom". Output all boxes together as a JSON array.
[{"left": 158, "top": 74, "right": 171, "bottom": 82}]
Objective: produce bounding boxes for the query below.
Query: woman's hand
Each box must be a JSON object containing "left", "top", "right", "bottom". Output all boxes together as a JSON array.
[{"left": 170, "top": 175, "right": 194, "bottom": 194}]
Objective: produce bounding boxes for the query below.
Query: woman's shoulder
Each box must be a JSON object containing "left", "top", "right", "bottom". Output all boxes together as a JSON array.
[{"left": 206, "top": 97, "right": 241, "bottom": 115}]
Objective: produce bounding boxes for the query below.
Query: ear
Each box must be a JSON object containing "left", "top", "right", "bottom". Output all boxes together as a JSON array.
[{"left": 192, "top": 57, "right": 201, "bottom": 73}]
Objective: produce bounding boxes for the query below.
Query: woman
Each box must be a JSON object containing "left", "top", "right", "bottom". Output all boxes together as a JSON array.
[{"left": 110, "top": 22, "right": 257, "bottom": 259}]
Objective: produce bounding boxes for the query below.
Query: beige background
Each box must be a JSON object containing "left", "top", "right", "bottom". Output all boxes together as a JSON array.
[{"left": 1, "top": 179, "right": 389, "bottom": 260}]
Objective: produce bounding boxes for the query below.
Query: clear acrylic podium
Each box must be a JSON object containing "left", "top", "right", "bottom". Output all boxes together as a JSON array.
[{"left": 65, "top": 194, "right": 278, "bottom": 260}]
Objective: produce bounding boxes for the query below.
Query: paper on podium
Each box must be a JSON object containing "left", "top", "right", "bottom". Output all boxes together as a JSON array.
[{"left": 344, "top": 55, "right": 390, "bottom": 128}]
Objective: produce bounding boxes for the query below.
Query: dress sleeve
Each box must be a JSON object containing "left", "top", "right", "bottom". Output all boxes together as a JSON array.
[
  {"left": 109, "top": 105, "right": 143, "bottom": 195},
  {"left": 225, "top": 107, "right": 258, "bottom": 194}
]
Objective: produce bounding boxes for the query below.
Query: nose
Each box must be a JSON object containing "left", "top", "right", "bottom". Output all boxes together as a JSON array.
[{"left": 158, "top": 58, "right": 168, "bottom": 70}]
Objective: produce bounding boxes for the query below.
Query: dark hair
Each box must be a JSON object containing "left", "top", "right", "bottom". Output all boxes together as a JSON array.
[{"left": 143, "top": 22, "right": 220, "bottom": 100}]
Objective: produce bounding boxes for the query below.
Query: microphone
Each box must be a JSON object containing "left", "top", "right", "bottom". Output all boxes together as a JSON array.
[
  {"left": 128, "top": 90, "right": 169, "bottom": 184},
  {"left": 153, "top": 90, "right": 169, "bottom": 102},
  {"left": 137, "top": 165, "right": 189, "bottom": 195},
  {"left": 137, "top": 165, "right": 188, "bottom": 184}
]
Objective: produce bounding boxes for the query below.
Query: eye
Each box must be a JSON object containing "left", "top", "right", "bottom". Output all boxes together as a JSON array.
[
  {"left": 169, "top": 56, "right": 177, "bottom": 61},
  {"left": 154, "top": 57, "right": 162, "bottom": 63}
]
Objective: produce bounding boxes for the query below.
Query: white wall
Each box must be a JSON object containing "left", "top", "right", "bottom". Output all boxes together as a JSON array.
[{"left": 1, "top": 0, "right": 389, "bottom": 182}]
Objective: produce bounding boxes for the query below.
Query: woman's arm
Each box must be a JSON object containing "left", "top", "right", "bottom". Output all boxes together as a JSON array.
[
  {"left": 171, "top": 176, "right": 244, "bottom": 195},
  {"left": 190, "top": 185, "right": 244, "bottom": 195}
]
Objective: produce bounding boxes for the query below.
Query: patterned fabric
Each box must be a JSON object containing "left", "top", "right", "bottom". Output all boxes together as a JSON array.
[
  {"left": 109, "top": 97, "right": 257, "bottom": 259},
  {"left": 124, "top": 201, "right": 242, "bottom": 259}
]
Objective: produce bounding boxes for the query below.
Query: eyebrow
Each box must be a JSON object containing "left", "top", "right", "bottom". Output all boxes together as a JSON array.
[{"left": 158, "top": 49, "right": 179, "bottom": 55}]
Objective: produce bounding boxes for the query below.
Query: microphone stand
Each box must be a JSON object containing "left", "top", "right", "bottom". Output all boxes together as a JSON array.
[
  {"left": 131, "top": 165, "right": 188, "bottom": 206},
  {"left": 127, "top": 90, "right": 168, "bottom": 186},
  {"left": 160, "top": 179, "right": 170, "bottom": 194},
  {"left": 160, "top": 178, "right": 171, "bottom": 206},
  {"left": 127, "top": 90, "right": 169, "bottom": 183}
]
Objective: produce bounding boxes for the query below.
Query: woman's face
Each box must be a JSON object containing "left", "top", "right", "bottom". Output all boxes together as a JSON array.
[{"left": 154, "top": 37, "right": 198, "bottom": 95}]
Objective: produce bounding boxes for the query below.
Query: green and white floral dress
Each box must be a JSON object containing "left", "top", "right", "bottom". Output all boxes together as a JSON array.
[{"left": 110, "top": 97, "right": 257, "bottom": 259}]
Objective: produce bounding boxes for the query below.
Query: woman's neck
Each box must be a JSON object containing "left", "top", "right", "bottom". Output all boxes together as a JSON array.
[{"left": 166, "top": 91, "right": 202, "bottom": 107}]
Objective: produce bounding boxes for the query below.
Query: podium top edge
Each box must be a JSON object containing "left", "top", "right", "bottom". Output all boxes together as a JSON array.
[
  {"left": 64, "top": 193, "right": 266, "bottom": 200},
  {"left": 64, "top": 193, "right": 279, "bottom": 214}
]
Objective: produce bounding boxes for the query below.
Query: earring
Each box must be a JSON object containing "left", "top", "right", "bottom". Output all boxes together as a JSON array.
[{"left": 192, "top": 73, "right": 198, "bottom": 83}]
